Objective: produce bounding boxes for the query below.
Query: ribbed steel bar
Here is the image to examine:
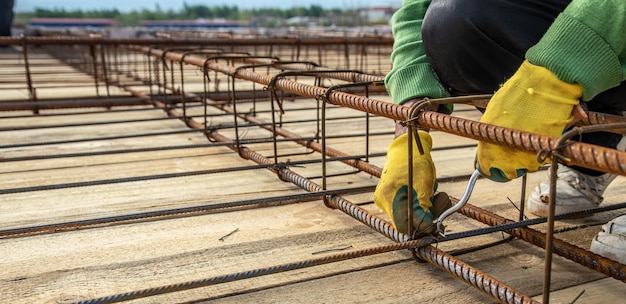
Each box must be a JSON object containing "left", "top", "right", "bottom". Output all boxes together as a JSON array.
[
  {"left": 0, "top": 186, "right": 373, "bottom": 240},
  {"left": 129, "top": 45, "right": 626, "bottom": 177},
  {"left": 471, "top": 99, "right": 626, "bottom": 134},
  {"left": 206, "top": 99, "right": 383, "bottom": 178},
  {"left": 115, "top": 71, "right": 537, "bottom": 303},
  {"left": 29, "top": 42, "right": 612, "bottom": 301},
  {"left": 73, "top": 239, "right": 430, "bottom": 304},
  {"left": 460, "top": 203, "right": 626, "bottom": 282},
  {"left": 127, "top": 46, "right": 621, "bottom": 302},
  {"left": 125, "top": 45, "right": 385, "bottom": 84},
  {"left": 0, "top": 36, "right": 394, "bottom": 46},
  {"left": 75, "top": 235, "right": 537, "bottom": 304},
  {"left": 415, "top": 246, "right": 537, "bottom": 304},
  {"left": 2, "top": 38, "right": 619, "bottom": 302},
  {"left": 127, "top": 50, "right": 386, "bottom": 177},
  {"left": 0, "top": 96, "right": 152, "bottom": 111},
  {"left": 415, "top": 111, "right": 626, "bottom": 177}
]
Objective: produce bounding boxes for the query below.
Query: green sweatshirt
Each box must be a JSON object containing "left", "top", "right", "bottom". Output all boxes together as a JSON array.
[{"left": 385, "top": 0, "right": 626, "bottom": 104}]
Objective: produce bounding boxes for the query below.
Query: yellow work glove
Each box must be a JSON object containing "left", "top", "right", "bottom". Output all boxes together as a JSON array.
[
  {"left": 374, "top": 131, "right": 445, "bottom": 235},
  {"left": 476, "top": 60, "right": 582, "bottom": 182}
]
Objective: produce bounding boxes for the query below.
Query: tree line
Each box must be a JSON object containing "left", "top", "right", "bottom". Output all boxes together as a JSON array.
[{"left": 16, "top": 4, "right": 357, "bottom": 27}]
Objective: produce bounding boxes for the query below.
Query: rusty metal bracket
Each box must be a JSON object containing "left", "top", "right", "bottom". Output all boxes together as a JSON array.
[
  {"left": 319, "top": 80, "right": 381, "bottom": 208},
  {"left": 541, "top": 122, "right": 626, "bottom": 304}
]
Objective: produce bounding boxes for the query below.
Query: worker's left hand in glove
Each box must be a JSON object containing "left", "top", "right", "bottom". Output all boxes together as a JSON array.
[
  {"left": 476, "top": 60, "right": 583, "bottom": 182},
  {"left": 374, "top": 131, "right": 450, "bottom": 235}
]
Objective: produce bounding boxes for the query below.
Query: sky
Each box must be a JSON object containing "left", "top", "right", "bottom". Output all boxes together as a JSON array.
[{"left": 14, "top": 0, "right": 401, "bottom": 12}]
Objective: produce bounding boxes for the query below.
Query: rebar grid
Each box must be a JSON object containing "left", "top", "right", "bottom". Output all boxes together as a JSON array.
[
  {"left": 118, "top": 43, "right": 626, "bottom": 177},
  {"left": 1, "top": 34, "right": 625, "bottom": 303},
  {"left": 73, "top": 48, "right": 539, "bottom": 303}
]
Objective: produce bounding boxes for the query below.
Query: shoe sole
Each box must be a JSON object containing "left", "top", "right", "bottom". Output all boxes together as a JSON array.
[{"left": 527, "top": 194, "right": 596, "bottom": 218}]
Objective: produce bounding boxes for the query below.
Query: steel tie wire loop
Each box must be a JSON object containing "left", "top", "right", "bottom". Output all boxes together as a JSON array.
[
  {"left": 266, "top": 72, "right": 288, "bottom": 165},
  {"left": 405, "top": 98, "right": 432, "bottom": 155},
  {"left": 160, "top": 49, "right": 172, "bottom": 104},
  {"left": 229, "top": 62, "right": 245, "bottom": 159},
  {"left": 231, "top": 60, "right": 280, "bottom": 117},
  {"left": 179, "top": 58, "right": 187, "bottom": 120},
  {"left": 536, "top": 128, "right": 582, "bottom": 165},
  {"left": 538, "top": 122, "right": 626, "bottom": 166},
  {"left": 404, "top": 98, "right": 432, "bottom": 243},
  {"left": 19, "top": 34, "right": 36, "bottom": 102}
]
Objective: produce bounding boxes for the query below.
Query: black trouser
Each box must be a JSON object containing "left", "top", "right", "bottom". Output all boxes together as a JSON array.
[
  {"left": 0, "top": 0, "right": 14, "bottom": 38},
  {"left": 422, "top": 0, "right": 626, "bottom": 176}
]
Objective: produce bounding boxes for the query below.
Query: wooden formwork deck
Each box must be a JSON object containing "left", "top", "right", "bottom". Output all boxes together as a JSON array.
[{"left": 1, "top": 45, "right": 626, "bottom": 304}]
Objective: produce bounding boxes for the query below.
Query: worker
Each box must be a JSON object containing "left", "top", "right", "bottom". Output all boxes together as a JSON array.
[{"left": 374, "top": 0, "right": 626, "bottom": 264}]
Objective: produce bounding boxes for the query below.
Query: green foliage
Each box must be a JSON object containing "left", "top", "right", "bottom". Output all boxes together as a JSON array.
[{"left": 16, "top": 4, "right": 383, "bottom": 28}]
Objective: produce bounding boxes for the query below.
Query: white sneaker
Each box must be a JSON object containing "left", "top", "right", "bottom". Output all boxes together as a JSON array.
[
  {"left": 526, "top": 165, "right": 617, "bottom": 217},
  {"left": 590, "top": 214, "right": 626, "bottom": 264}
]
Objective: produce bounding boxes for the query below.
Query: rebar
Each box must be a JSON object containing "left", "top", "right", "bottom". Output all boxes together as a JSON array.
[
  {"left": 116, "top": 56, "right": 537, "bottom": 303},
  {"left": 3, "top": 35, "right": 625, "bottom": 303},
  {"left": 460, "top": 203, "right": 626, "bottom": 282},
  {"left": 119, "top": 45, "right": 626, "bottom": 302},
  {"left": 130, "top": 44, "right": 626, "bottom": 177}
]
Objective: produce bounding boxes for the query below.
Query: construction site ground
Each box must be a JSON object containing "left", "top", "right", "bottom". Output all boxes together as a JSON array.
[{"left": 1, "top": 42, "right": 625, "bottom": 304}]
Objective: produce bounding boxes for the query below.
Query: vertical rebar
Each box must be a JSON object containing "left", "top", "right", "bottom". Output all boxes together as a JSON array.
[
  {"left": 20, "top": 35, "right": 36, "bottom": 105},
  {"left": 89, "top": 44, "right": 100, "bottom": 96}
]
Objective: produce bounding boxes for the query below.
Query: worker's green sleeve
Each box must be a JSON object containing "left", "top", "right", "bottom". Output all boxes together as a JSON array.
[
  {"left": 527, "top": 0, "right": 626, "bottom": 101},
  {"left": 384, "top": 0, "right": 451, "bottom": 106}
]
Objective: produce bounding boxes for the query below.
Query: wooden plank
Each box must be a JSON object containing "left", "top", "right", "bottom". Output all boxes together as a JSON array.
[
  {"left": 534, "top": 277, "right": 626, "bottom": 303},
  {"left": 1, "top": 45, "right": 624, "bottom": 304}
]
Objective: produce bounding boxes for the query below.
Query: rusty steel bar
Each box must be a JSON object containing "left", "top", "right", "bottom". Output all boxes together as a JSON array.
[
  {"left": 128, "top": 48, "right": 385, "bottom": 177},
  {"left": 0, "top": 36, "right": 394, "bottom": 47},
  {"left": 471, "top": 99, "right": 626, "bottom": 134},
  {"left": 25, "top": 42, "right": 617, "bottom": 301},
  {"left": 324, "top": 193, "right": 538, "bottom": 304},
  {"left": 415, "top": 246, "right": 538, "bottom": 304},
  {"left": 415, "top": 111, "right": 626, "bottom": 177},
  {"left": 166, "top": 87, "right": 383, "bottom": 178},
  {"left": 20, "top": 36, "right": 36, "bottom": 102},
  {"left": 460, "top": 203, "right": 626, "bottom": 282},
  {"left": 125, "top": 45, "right": 385, "bottom": 84},
  {"left": 125, "top": 47, "right": 624, "bottom": 300},
  {"left": 74, "top": 234, "right": 535, "bottom": 304},
  {"left": 165, "top": 54, "right": 626, "bottom": 285},
  {"left": 0, "top": 96, "right": 153, "bottom": 111},
  {"left": 114, "top": 73, "right": 536, "bottom": 303},
  {"left": 131, "top": 44, "right": 626, "bottom": 177}
]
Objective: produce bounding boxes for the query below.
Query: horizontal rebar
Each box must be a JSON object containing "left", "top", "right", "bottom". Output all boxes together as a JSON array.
[
  {"left": 0, "top": 36, "right": 394, "bottom": 47},
  {"left": 7, "top": 39, "right": 615, "bottom": 302},
  {"left": 0, "top": 186, "right": 374, "bottom": 239},
  {"left": 460, "top": 203, "right": 626, "bottom": 282},
  {"left": 132, "top": 45, "right": 626, "bottom": 177}
]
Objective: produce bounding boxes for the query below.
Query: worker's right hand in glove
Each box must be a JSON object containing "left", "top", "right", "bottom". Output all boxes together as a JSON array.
[{"left": 476, "top": 60, "right": 583, "bottom": 182}]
